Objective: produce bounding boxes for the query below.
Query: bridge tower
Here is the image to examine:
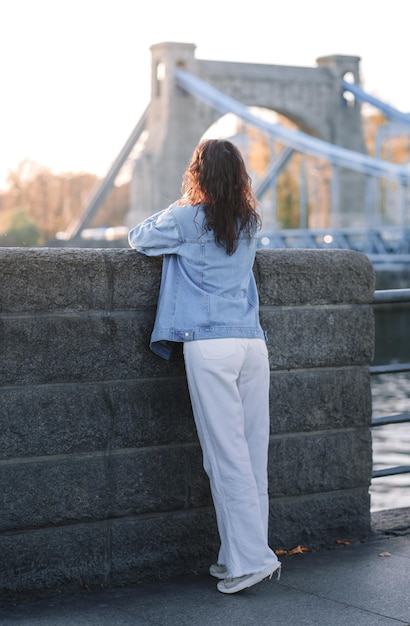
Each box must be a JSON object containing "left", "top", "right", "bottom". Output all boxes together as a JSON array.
[{"left": 127, "top": 42, "right": 367, "bottom": 228}]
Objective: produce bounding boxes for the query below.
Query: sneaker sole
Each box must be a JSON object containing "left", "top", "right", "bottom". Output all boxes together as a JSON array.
[
  {"left": 217, "top": 565, "right": 281, "bottom": 594},
  {"left": 209, "top": 565, "right": 227, "bottom": 580}
]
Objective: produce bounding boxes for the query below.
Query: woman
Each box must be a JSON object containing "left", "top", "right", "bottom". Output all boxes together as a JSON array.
[{"left": 128, "top": 139, "right": 281, "bottom": 594}]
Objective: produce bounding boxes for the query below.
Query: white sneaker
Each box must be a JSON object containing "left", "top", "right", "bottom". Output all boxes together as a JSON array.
[
  {"left": 209, "top": 563, "right": 227, "bottom": 579},
  {"left": 217, "top": 564, "right": 281, "bottom": 594}
]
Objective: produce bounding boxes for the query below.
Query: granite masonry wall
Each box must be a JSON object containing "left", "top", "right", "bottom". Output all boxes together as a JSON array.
[{"left": 0, "top": 247, "right": 375, "bottom": 601}]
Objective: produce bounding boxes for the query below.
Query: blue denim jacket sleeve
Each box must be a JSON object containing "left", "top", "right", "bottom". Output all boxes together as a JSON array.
[{"left": 128, "top": 207, "right": 182, "bottom": 256}]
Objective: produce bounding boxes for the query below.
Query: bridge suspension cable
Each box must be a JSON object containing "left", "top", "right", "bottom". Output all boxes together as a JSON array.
[
  {"left": 175, "top": 69, "right": 410, "bottom": 185},
  {"left": 58, "top": 105, "right": 150, "bottom": 242},
  {"left": 341, "top": 80, "right": 410, "bottom": 127}
]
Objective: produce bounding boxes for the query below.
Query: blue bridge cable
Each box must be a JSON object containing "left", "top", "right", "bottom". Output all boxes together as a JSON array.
[
  {"left": 175, "top": 69, "right": 410, "bottom": 185},
  {"left": 62, "top": 105, "right": 150, "bottom": 241},
  {"left": 253, "top": 146, "right": 295, "bottom": 199},
  {"left": 341, "top": 80, "right": 410, "bottom": 126}
]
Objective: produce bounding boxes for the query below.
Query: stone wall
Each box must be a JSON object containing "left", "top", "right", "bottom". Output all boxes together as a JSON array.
[{"left": 0, "top": 247, "right": 375, "bottom": 601}]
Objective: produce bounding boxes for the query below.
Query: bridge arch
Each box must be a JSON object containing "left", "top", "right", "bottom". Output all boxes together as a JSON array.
[{"left": 128, "top": 42, "right": 367, "bottom": 227}]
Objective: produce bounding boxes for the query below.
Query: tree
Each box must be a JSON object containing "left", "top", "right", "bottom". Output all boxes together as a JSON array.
[
  {"left": 0, "top": 209, "right": 40, "bottom": 247},
  {"left": 0, "top": 161, "right": 131, "bottom": 244}
]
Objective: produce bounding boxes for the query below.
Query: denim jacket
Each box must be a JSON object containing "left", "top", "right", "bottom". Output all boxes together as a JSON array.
[{"left": 128, "top": 203, "right": 265, "bottom": 359}]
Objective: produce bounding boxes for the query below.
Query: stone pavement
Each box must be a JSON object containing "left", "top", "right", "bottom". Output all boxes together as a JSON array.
[{"left": 0, "top": 511, "right": 409, "bottom": 626}]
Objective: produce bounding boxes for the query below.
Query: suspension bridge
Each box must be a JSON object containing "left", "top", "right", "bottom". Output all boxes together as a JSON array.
[{"left": 56, "top": 42, "right": 410, "bottom": 265}]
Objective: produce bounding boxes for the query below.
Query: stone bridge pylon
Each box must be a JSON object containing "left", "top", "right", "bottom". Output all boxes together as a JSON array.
[{"left": 127, "top": 41, "right": 367, "bottom": 228}]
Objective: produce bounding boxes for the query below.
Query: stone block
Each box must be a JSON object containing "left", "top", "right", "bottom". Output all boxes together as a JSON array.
[
  {"left": 109, "top": 510, "right": 219, "bottom": 583},
  {"left": 268, "top": 429, "right": 372, "bottom": 497},
  {"left": 109, "top": 249, "right": 162, "bottom": 308},
  {"left": 255, "top": 249, "right": 375, "bottom": 306},
  {"left": 269, "top": 489, "right": 371, "bottom": 548},
  {"left": 269, "top": 366, "right": 372, "bottom": 433},
  {"left": 107, "top": 445, "right": 210, "bottom": 516},
  {"left": 0, "top": 455, "right": 110, "bottom": 531},
  {"left": 0, "top": 377, "right": 196, "bottom": 459},
  {"left": 0, "top": 382, "right": 112, "bottom": 458},
  {"left": 0, "top": 248, "right": 109, "bottom": 313},
  {"left": 0, "top": 523, "right": 108, "bottom": 601},
  {"left": 0, "top": 313, "right": 186, "bottom": 385},
  {"left": 262, "top": 306, "right": 374, "bottom": 369},
  {"left": 111, "top": 378, "right": 197, "bottom": 449},
  {"left": 0, "top": 248, "right": 162, "bottom": 313},
  {"left": 0, "top": 445, "right": 208, "bottom": 532}
]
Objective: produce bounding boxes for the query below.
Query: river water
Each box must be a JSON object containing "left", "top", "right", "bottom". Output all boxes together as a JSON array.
[{"left": 369, "top": 305, "right": 410, "bottom": 512}]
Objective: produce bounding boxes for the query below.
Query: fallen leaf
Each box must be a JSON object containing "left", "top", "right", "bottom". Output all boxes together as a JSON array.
[
  {"left": 275, "top": 545, "right": 311, "bottom": 556},
  {"left": 287, "top": 544, "right": 311, "bottom": 555},
  {"left": 379, "top": 551, "right": 392, "bottom": 557}
]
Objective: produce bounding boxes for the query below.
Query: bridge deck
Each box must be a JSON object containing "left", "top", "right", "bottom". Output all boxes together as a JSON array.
[{"left": 258, "top": 226, "right": 410, "bottom": 261}]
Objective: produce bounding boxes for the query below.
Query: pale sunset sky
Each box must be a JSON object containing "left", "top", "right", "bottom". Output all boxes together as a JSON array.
[{"left": 1, "top": 0, "right": 409, "bottom": 190}]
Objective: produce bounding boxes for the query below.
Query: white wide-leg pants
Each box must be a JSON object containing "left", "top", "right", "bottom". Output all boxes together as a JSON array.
[{"left": 183, "top": 337, "right": 280, "bottom": 578}]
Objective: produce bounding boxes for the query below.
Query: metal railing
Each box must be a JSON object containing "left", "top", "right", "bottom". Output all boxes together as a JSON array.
[
  {"left": 370, "top": 288, "right": 410, "bottom": 478},
  {"left": 257, "top": 227, "right": 410, "bottom": 260}
]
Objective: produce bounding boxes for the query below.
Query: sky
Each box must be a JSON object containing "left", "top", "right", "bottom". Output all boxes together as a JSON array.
[{"left": 1, "top": 0, "right": 409, "bottom": 190}]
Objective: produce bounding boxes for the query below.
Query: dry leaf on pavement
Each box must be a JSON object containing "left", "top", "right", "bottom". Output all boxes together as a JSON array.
[{"left": 275, "top": 545, "right": 311, "bottom": 556}]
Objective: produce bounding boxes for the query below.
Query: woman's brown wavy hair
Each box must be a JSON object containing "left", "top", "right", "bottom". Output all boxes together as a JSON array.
[{"left": 179, "top": 139, "right": 261, "bottom": 255}]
